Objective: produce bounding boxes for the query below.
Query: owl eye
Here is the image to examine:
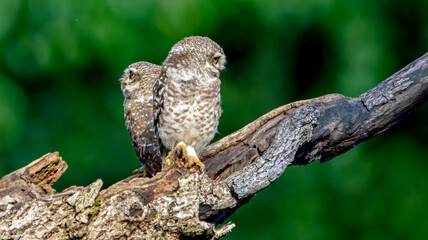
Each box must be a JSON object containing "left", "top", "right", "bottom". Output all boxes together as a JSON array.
[
  {"left": 213, "top": 56, "right": 220, "bottom": 64},
  {"left": 129, "top": 71, "right": 136, "bottom": 79}
]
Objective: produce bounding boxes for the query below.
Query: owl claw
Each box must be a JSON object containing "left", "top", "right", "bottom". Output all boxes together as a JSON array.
[
  {"left": 132, "top": 167, "right": 149, "bottom": 177},
  {"left": 163, "top": 143, "right": 188, "bottom": 168},
  {"left": 176, "top": 144, "right": 187, "bottom": 160},
  {"left": 163, "top": 143, "right": 205, "bottom": 173},
  {"left": 184, "top": 155, "right": 205, "bottom": 173}
]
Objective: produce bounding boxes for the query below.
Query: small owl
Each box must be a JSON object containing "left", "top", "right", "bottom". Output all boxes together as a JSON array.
[
  {"left": 153, "top": 36, "right": 226, "bottom": 171},
  {"left": 120, "top": 61, "right": 163, "bottom": 176}
]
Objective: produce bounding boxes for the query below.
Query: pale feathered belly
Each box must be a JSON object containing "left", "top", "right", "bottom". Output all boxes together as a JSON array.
[{"left": 159, "top": 91, "right": 221, "bottom": 153}]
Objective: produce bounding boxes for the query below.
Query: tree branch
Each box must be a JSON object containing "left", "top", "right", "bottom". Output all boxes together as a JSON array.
[{"left": 1, "top": 52, "right": 427, "bottom": 239}]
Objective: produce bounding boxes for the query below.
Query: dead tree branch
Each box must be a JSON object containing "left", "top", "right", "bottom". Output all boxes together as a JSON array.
[{"left": 1, "top": 52, "right": 427, "bottom": 239}]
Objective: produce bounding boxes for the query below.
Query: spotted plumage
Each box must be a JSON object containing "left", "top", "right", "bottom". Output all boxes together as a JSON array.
[
  {"left": 120, "top": 61, "right": 163, "bottom": 176},
  {"left": 153, "top": 36, "right": 226, "bottom": 170}
]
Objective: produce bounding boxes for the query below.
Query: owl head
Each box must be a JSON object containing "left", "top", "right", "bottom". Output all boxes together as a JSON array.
[
  {"left": 120, "top": 61, "right": 160, "bottom": 98},
  {"left": 164, "top": 36, "right": 226, "bottom": 81}
]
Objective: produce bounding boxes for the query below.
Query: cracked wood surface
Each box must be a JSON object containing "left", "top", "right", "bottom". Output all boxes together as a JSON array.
[{"left": 0, "top": 52, "right": 426, "bottom": 239}]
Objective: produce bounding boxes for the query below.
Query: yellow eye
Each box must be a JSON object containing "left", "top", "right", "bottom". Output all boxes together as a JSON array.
[
  {"left": 213, "top": 56, "right": 220, "bottom": 64},
  {"left": 129, "top": 72, "right": 135, "bottom": 79}
]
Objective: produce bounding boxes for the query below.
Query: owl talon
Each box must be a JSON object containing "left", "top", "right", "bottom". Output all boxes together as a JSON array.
[
  {"left": 132, "top": 167, "right": 149, "bottom": 177},
  {"left": 199, "top": 165, "right": 205, "bottom": 174},
  {"left": 163, "top": 144, "right": 205, "bottom": 173},
  {"left": 176, "top": 144, "right": 187, "bottom": 160},
  {"left": 184, "top": 155, "right": 205, "bottom": 173},
  {"left": 163, "top": 142, "right": 188, "bottom": 168},
  {"left": 183, "top": 156, "right": 192, "bottom": 168}
]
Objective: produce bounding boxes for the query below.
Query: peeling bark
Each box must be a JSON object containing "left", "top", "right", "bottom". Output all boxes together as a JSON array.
[{"left": 1, "top": 52, "right": 427, "bottom": 239}]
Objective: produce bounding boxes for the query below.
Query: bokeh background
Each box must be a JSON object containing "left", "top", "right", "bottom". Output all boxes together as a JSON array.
[{"left": 1, "top": 0, "right": 427, "bottom": 239}]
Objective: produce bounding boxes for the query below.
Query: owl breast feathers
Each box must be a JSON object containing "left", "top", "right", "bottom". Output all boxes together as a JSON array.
[
  {"left": 121, "top": 36, "right": 226, "bottom": 176},
  {"left": 153, "top": 36, "right": 226, "bottom": 154}
]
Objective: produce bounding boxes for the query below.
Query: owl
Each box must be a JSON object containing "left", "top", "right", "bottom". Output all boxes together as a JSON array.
[
  {"left": 153, "top": 36, "right": 226, "bottom": 172},
  {"left": 120, "top": 61, "right": 163, "bottom": 176}
]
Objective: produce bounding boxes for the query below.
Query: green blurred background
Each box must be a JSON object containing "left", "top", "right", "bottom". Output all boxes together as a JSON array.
[{"left": 1, "top": 0, "right": 427, "bottom": 239}]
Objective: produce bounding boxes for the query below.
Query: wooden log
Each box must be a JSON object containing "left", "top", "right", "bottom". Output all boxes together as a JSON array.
[{"left": 0, "top": 52, "right": 426, "bottom": 239}]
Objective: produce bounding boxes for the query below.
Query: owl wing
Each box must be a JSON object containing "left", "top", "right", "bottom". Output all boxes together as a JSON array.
[
  {"left": 153, "top": 68, "right": 165, "bottom": 133},
  {"left": 152, "top": 67, "right": 168, "bottom": 156},
  {"left": 124, "top": 98, "right": 163, "bottom": 176}
]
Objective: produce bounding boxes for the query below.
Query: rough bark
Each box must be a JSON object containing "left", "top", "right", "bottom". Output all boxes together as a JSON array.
[{"left": 1, "top": 52, "right": 427, "bottom": 239}]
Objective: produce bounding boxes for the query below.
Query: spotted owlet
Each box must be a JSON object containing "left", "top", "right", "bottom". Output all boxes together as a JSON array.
[
  {"left": 120, "top": 61, "right": 163, "bottom": 176},
  {"left": 153, "top": 36, "right": 226, "bottom": 171}
]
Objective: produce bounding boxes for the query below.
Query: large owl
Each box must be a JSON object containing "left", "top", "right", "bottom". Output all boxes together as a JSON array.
[
  {"left": 120, "top": 61, "right": 163, "bottom": 176},
  {"left": 153, "top": 36, "right": 226, "bottom": 172}
]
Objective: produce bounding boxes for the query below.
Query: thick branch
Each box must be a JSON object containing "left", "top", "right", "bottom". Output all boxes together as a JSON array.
[{"left": 1, "top": 52, "right": 426, "bottom": 239}]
